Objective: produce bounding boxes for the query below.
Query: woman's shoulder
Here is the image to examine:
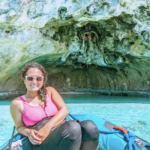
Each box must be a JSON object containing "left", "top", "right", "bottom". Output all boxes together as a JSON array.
[
  {"left": 11, "top": 97, "right": 21, "bottom": 105},
  {"left": 45, "top": 86, "right": 57, "bottom": 96},
  {"left": 45, "top": 86, "right": 55, "bottom": 91},
  {"left": 10, "top": 97, "right": 24, "bottom": 113}
]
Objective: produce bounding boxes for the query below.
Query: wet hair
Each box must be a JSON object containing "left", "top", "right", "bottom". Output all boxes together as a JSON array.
[{"left": 21, "top": 62, "right": 48, "bottom": 106}]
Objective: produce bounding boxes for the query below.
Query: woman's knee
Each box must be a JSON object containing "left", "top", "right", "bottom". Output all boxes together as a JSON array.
[
  {"left": 61, "top": 120, "right": 81, "bottom": 143},
  {"left": 80, "top": 120, "right": 99, "bottom": 141}
]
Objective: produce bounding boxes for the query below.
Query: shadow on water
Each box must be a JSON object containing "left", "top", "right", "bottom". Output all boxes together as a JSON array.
[
  {"left": 62, "top": 94, "right": 150, "bottom": 104},
  {"left": 0, "top": 100, "right": 12, "bottom": 106},
  {"left": 0, "top": 94, "right": 150, "bottom": 106}
]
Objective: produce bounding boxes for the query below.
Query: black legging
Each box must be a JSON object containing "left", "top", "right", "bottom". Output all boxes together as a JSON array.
[{"left": 22, "top": 120, "right": 99, "bottom": 150}]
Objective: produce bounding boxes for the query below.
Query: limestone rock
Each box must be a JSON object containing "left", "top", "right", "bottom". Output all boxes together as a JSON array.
[{"left": 0, "top": 0, "right": 150, "bottom": 96}]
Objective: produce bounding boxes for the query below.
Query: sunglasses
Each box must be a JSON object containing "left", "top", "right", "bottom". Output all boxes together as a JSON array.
[{"left": 25, "top": 76, "right": 44, "bottom": 82}]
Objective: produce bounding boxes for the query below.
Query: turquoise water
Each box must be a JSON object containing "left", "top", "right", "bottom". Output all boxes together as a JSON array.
[{"left": 0, "top": 94, "right": 150, "bottom": 146}]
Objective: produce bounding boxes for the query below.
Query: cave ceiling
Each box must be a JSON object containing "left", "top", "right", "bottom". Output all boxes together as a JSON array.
[{"left": 0, "top": 0, "right": 150, "bottom": 92}]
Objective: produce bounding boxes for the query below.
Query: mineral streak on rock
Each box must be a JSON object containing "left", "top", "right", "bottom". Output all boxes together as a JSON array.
[{"left": 0, "top": 0, "right": 150, "bottom": 97}]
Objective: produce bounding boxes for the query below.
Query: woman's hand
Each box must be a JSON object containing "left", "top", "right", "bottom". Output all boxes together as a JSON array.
[
  {"left": 36, "top": 124, "right": 51, "bottom": 142},
  {"left": 28, "top": 129, "right": 42, "bottom": 145}
]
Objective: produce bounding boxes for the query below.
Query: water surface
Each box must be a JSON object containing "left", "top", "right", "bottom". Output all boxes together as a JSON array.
[{"left": 0, "top": 94, "right": 150, "bottom": 145}]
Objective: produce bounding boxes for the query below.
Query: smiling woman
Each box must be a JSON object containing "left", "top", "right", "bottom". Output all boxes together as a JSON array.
[{"left": 9, "top": 62, "right": 99, "bottom": 150}]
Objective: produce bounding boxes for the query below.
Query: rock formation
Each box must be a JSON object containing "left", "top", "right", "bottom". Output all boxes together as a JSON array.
[{"left": 1, "top": 0, "right": 150, "bottom": 98}]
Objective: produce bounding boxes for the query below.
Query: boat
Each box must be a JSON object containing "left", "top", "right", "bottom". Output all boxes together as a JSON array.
[{"left": 0, "top": 114, "right": 150, "bottom": 150}]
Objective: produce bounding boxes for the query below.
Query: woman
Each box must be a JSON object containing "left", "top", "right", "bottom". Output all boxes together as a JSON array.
[{"left": 10, "top": 62, "right": 99, "bottom": 150}]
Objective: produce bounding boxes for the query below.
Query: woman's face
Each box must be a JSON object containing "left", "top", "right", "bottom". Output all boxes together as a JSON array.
[{"left": 24, "top": 68, "right": 44, "bottom": 92}]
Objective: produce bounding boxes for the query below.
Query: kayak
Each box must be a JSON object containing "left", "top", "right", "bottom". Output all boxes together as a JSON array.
[
  {"left": 0, "top": 114, "right": 150, "bottom": 150},
  {"left": 68, "top": 114, "right": 150, "bottom": 150}
]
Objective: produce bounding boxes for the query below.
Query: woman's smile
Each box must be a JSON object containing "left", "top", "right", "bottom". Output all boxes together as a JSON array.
[
  {"left": 24, "top": 68, "right": 44, "bottom": 92},
  {"left": 30, "top": 84, "right": 39, "bottom": 89}
]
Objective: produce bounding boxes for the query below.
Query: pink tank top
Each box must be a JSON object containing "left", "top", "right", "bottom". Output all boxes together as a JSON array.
[{"left": 18, "top": 93, "right": 58, "bottom": 127}]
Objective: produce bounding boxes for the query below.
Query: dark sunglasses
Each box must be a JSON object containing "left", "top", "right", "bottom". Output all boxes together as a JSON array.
[{"left": 25, "top": 76, "right": 44, "bottom": 82}]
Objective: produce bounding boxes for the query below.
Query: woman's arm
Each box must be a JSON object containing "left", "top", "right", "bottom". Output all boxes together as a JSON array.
[
  {"left": 37, "top": 87, "right": 68, "bottom": 140},
  {"left": 46, "top": 86, "right": 69, "bottom": 127},
  {"left": 10, "top": 98, "right": 42, "bottom": 145}
]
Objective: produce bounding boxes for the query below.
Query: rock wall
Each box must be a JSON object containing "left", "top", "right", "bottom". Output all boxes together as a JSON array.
[{"left": 1, "top": 0, "right": 150, "bottom": 97}]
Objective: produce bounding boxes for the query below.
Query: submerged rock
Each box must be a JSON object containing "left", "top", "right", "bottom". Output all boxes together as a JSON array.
[{"left": 0, "top": 0, "right": 150, "bottom": 98}]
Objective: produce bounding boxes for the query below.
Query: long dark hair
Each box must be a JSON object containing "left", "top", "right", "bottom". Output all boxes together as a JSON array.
[{"left": 21, "top": 62, "right": 48, "bottom": 106}]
